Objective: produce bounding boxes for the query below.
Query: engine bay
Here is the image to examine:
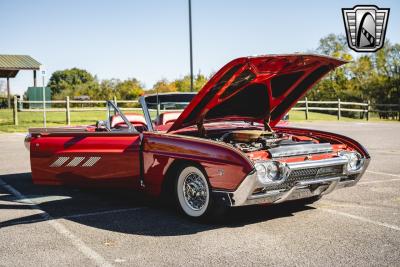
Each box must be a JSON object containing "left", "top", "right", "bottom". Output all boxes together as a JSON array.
[{"left": 216, "top": 129, "right": 318, "bottom": 154}]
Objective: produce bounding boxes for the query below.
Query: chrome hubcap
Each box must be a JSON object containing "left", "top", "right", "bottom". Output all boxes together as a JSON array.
[{"left": 182, "top": 172, "right": 208, "bottom": 211}]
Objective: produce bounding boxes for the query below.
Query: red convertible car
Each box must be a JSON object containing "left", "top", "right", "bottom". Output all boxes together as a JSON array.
[{"left": 26, "top": 54, "right": 370, "bottom": 219}]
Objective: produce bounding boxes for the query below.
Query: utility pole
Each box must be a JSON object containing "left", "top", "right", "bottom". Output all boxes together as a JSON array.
[{"left": 188, "top": 0, "right": 194, "bottom": 92}]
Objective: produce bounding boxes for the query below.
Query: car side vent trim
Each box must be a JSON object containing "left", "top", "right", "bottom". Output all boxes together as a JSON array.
[
  {"left": 49, "top": 156, "right": 101, "bottom": 167},
  {"left": 50, "top": 157, "right": 70, "bottom": 167},
  {"left": 82, "top": 157, "right": 101, "bottom": 167},
  {"left": 66, "top": 157, "right": 85, "bottom": 167}
]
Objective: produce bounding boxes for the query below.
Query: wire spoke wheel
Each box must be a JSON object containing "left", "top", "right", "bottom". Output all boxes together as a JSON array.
[
  {"left": 176, "top": 166, "right": 210, "bottom": 217},
  {"left": 183, "top": 172, "right": 208, "bottom": 211}
]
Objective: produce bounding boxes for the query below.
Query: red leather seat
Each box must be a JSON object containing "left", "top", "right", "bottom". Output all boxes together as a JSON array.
[
  {"left": 155, "top": 112, "right": 182, "bottom": 125},
  {"left": 111, "top": 113, "right": 147, "bottom": 128}
]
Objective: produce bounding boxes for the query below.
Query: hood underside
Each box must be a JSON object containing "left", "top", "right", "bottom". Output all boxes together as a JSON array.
[{"left": 168, "top": 54, "right": 346, "bottom": 132}]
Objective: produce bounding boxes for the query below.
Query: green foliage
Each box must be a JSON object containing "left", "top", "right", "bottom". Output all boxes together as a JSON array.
[
  {"left": 148, "top": 73, "right": 209, "bottom": 94},
  {"left": 47, "top": 68, "right": 144, "bottom": 101},
  {"left": 307, "top": 34, "right": 400, "bottom": 107},
  {"left": 152, "top": 79, "right": 177, "bottom": 93},
  {"left": 115, "top": 79, "right": 144, "bottom": 100},
  {"left": 47, "top": 68, "right": 96, "bottom": 97}
]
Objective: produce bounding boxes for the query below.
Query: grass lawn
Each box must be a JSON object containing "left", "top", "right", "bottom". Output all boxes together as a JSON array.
[
  {"left": 0, "top": 109, "right": 397, "bottom": 133},
  {"left": 0, "top": 109, "right": 106, "bottom": 133}
]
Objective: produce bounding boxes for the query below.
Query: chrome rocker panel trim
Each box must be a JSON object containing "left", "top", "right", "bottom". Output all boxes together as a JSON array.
[{"left": 214, "top": 157, "right": 370, "bottom": 207}]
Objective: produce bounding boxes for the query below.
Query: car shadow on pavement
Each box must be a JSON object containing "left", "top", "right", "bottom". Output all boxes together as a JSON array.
[{"left": 1, "top": 172, "right": 315, "bottom": 236}]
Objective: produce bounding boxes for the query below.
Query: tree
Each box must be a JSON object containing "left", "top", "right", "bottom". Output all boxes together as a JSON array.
[
  {"left": 152, "top": 79, "right": 177, "bottom": 93},
  {"left": 309, "top": 33, "right": 400, "bottom": 116},
  {"left": 316, "top": 34, "right": 351, "bottom": 60},
  {"left": 115, "top": 78, "right": 144, "bottom": 100},
  {"left": 172, "top": 73, "right": 209, "bottom": 92},
  {"left": 47, "top": 68, "right": 96, "bottom": 97}
]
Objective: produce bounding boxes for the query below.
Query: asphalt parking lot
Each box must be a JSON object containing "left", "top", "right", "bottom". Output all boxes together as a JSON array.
[{"left": 1, "top": 122, "right": 400, "bottom": 266}]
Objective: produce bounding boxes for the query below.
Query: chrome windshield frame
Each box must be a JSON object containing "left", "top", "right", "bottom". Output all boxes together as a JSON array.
[
  {"left": 139, "top": 96, "right": 154, "bottom": 132},
  {"left": 106, "top": 100, "right": 137, "bottom": 133},
  {"left": 139, "top": 92, "right": 197, "bottom": 132}
]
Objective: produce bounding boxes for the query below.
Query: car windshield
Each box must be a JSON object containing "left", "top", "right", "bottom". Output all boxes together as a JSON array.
[
  {"left": 105, "top": 101, "right": 136, "bottom": 132},
  {"left": 147, "top": 101, "right": 189, "bottom": 110},
  {"left": 143, "top": 93, "right": 196, "bottom": 117},
  {"left": 140, "top": 93, "right": 197, "bottom": 131}
]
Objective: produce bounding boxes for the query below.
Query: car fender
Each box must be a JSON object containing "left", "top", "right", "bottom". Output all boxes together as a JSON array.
[{"left": 141, "top": 132, "right": 254, "bottom": 196}]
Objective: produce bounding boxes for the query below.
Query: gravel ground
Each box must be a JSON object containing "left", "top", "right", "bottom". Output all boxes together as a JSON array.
[{"left": 1, "top": 122, "right": 399, "bottom": 266}]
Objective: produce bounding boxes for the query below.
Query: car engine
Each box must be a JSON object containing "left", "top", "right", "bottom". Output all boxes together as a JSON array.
[
  {"left": 218, "top": 130, "right": 282, "bottom": 152},
  {"left": 218, "top": 130, "right": 320, "bottom": 154}
]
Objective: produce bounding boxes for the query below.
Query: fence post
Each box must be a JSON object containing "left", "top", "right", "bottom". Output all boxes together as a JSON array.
[
  {"left": 337, "top": 98, "right": 341, "bottom": 120},
  {"left": 13, "top": 96, "right": 18, "bottom": 126},
  {"left": 305, "top": 97, "right": 309, "bottom": 120},
  {"left": 18, "top": 97, "right": 22, "bottom": 111},
  {"left": 113, "top": 96, "right": 117, "bottom": 106},
  {"left": 398, "top": 100, "right": 400, "bottom": 121},
  {"left": 66, "top": 96, "right": 71, "bottom": 125},
  {"left": 366, "top": 100, "right": 370, "bottom": 121}
]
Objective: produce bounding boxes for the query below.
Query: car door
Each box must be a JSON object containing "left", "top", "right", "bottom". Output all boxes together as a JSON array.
[
  {"left": 30, "top": 131, "right": 142, "bottom": 189},
  {"left": 30, "top": 101, "right": 143, "bottom": 188}
]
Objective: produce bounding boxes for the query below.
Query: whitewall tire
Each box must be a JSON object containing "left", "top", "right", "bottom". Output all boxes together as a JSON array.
[{"left": 176, "top": 166, "right": 210, "bottom": 218}]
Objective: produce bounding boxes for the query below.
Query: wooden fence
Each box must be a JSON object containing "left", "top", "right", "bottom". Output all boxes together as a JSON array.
[
  {"left": 294, "top": 97, "right": 400, "bottom": 121},
  {"left": 11, "top": 96, "right": 400, "bottom": 125}
]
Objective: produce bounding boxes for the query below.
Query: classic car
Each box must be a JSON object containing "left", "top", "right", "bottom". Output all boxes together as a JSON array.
[{"left": 26, "top": 54, "right": 370, "bottom": 220}]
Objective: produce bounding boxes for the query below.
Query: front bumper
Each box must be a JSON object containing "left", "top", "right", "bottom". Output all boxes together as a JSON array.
[{"left": 213, "top": 157, "right": 370, "bottom": 207}]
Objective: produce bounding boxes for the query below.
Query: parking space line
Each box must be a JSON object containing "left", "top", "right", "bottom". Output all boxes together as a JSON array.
[
  {"left": 320, "top": 200, "right": 398, "bottom": 211},
  {"left": 321, "top": 208, "right": 400, "bottom": 232},
  {"left": 359, "top": 178, "right": 400, "bottom": 185},
  {"left": 0, "top": 178, "right": 114, "bottom": 267},
  {"left": 367, "top": 170, "right": 400, "bottom": 178}
]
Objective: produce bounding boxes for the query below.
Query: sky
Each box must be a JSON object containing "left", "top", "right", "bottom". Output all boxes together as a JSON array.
[{"left": 1, "top": 0, "right": 399, "bottom": 95}]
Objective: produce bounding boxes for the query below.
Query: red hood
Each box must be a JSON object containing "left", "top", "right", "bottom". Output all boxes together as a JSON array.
[{"left": 168, "top": 54, "right": 346, "bottom": 132}]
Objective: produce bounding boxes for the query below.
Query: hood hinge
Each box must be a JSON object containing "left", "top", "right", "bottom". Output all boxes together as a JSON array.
[
  {"left": 264, "top": 116, "right": 273, "bottom": 132},
  {"left": 197, "top": 118, "right": 206, "bottom": 137}
]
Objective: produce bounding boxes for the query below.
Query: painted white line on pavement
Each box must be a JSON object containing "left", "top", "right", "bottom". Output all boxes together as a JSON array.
[
  {"left": 367, "top": 170, "right": 400, "bottom": 178},
  {"left": 320, "top": 200, "right": 398, "bottom": 211},
  {"left": 322, "top": 208, "right": 400, "bottom": 232},
  {"left": 63, "top": 207, "right": 146, "bottom": 219},
  {"left": 0, "top": 178, "right": 114, "bottom": 267},
  {"left": 359, "top": 178, "right": 400, "bottom": 185}
]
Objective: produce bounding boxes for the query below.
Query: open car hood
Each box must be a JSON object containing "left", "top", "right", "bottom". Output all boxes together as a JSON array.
[{"left": 167, "top": 54, "right": 346, "bottom": 132}]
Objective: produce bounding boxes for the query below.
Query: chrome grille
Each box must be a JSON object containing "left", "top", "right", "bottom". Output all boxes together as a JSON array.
[
  {"left": 288, "top": 165, "right": 343, "bottom": 182},
  {"left": 263, "top": 165, "right": 344, "bottom": 191},
  {"left": 289, "top": 168, "right": 319, "bottom": 180}
]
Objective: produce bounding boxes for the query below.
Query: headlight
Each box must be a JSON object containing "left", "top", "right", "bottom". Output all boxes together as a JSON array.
[
  {"left": 24, "top": 133, "right": 32, "bottom": 151},
  {"left": 340, "top": 151, "right": 363, "bottom": 172},
  {"left": 255, "top": 163, "right": 267, "bottom": 181},
  {"left": 255, "top": 161, "right": 283, "bottom": 185},
  {"left": 266, "top": 162, "right": 279, "bottom": 180}
]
